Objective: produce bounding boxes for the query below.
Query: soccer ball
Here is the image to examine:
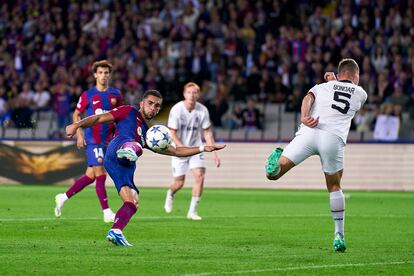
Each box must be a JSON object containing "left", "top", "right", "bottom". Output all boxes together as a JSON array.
[{"left": 145, "top": 125, "right": 172, "bottom": 152}]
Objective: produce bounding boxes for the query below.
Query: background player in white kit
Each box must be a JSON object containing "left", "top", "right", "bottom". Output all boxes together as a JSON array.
[
  {"left": 265, "top": 59, "right": 367, "bottom": 252},
  {"left": 164, "top": 82, "right": 221, "bottom": 220}
]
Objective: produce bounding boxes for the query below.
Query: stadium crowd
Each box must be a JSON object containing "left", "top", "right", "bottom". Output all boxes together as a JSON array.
[{"left": 0, "top": 0, "right": 414, "bottom": 139}]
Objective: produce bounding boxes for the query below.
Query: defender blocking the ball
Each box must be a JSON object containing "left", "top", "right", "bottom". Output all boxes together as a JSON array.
[{"left": 265, "top": 59, "right": 367, "bottom": 252}]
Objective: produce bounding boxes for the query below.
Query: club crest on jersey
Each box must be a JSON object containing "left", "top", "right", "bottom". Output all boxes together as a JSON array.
[{"left": 111, "top": 98, "right": 117, "bottom": 105}]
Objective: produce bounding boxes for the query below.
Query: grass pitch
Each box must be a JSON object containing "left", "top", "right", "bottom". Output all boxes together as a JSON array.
[{"left": 0, "top": 185, "right": 413, "bottom": 275}]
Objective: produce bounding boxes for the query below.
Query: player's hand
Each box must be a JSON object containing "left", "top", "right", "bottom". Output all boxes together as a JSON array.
[
  {"left": 66, "top": 124, "right": 78, "bottom": 138},
  {"left": 76, "top": 135, "right": 86, "bottom": 149},
  {"left": 205, "top": 144, "right": 226, "bottom": 152},
  {"left": 301, "top": 116, "right": 319, "bottom": 128},
  {"left": 324, "top": 72, "right": 337, "bottom": 81},
  {"left": 213, "top": 152, "right": 221, "bottom": 168}
]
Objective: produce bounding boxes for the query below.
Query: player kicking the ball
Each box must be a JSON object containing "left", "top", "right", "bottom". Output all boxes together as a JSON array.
[
  {"left": 265, "top": 59, "right": 367, "bottom": 252},
  {"left": 66, "top": 90, "right": 225, "bottom": 246}
]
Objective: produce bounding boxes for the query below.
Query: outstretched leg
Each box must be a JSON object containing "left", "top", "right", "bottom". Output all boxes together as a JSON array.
[{"left": 265, "top": 147, "right": 296, "bottom": 180}]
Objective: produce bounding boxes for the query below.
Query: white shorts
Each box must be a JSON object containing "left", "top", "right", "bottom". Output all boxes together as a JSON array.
[
  {"left": 171, "top": 153, "right": 206, "bottom": 177},
  {"left": 282, "top": 127, "right": 345, "bottom": 174}
]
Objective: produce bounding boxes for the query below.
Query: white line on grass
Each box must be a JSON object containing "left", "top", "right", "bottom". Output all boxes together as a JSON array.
[
  {"left": 0, "top": 213, "right": 412, "bottom": 222},
  {"left": 182, "top": 260, "right": 414, "bottom": 276}
]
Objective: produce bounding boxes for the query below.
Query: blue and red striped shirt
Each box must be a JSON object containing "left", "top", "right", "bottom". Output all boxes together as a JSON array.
[
  {"left": 76, "top": 86, "right": 123, "bottom": 145},
  {"left": 109, "top": 105, "right": 148, "bottom": 147}
]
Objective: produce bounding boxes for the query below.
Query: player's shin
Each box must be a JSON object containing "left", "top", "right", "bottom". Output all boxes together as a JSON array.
[
  {"left": 330, "top": 190, "right": 346, "bottom": 252},
  {"left": 95, "top": 174, "right": 109, "bottom": 209},
  {"left": 330, "top": 190, "right": 345, "bottom": 235},
  {"left": 112, "top": 201, "right": 137, "bottom": 230},
  {"left": 66, "top": 175, "right": 95, "bottom": 198}
]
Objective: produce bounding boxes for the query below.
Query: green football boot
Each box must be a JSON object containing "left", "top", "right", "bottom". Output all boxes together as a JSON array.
[
  {"left": 116, "top": 148, "right": 138, "bottom": 162},
  {"left": 265, "top": 147, "right": 283, "bottom": 177},
  {"left": 333, "top": 232, "right": 346, "bottom": 252}
]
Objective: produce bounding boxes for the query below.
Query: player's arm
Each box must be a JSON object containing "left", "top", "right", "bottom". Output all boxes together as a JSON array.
[
  {"left": 324, "top": 72, "right": 337, "bottom": 81},
  {"left": 203, "top": 127, "right": 221, "bottom": 167},
  {"left": 159, "top": 144, "right": 226, "bottom": 157},
  {"left": 66, "top": 113, "right": 115, "bottom": 138},
  {"left": 301, "top": 92, "right": 319, "bottom": 128},
  {"left": 73, "top": 110, "right": 86, "bottom": 149},
  {"left": 169, "top": 128, "right": 184, "bottom": 147}
]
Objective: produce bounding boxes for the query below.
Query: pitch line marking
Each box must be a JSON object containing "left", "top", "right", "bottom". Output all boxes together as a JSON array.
[
  {"left": 182, "top": 260, "right": 414, "bottom": 276},
  {"left": 0, "top": 213, "right": 413, "bottom": 222}
]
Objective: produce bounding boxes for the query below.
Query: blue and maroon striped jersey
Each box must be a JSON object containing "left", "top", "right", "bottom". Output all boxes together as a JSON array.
[
  {"left": 109, "top": 105, "right": 149, "bottom": 147},
  {"left": 76, "top": 86, "right": 123, "bottom": 145}
]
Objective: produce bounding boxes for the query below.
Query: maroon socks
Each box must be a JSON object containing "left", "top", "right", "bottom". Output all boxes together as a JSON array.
[
  {"left": 112, "top": 202, "right": 137, "bottom": 230},
  {"left": 95, "top": 174, "right": 109, "bottom": 209},
  {"left": 66, "top": 175, "right": 94, "bottom": 198}
]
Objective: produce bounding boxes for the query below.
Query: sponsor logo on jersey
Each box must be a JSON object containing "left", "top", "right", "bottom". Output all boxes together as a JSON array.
[
  {"left": 180, "top": 126, "right": 199, "bottom": 131},
  {"left": 93, "top": 100, "right": 100, "bottom": 105},
  {"left": 95, "top": 108, "right": 109, "bottom": 115},
  {"left": 137, "top": 127, "right": 142, "bottom": 136}
]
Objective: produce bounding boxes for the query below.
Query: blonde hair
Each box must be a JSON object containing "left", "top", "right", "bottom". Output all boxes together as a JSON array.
[{"left": 183, "top": 82, "right": 200, "bottom": 93}]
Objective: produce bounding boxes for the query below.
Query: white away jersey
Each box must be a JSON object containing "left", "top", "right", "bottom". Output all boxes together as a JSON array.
[
  {"left": 299, "top": 80, "right": 367, "bottom": 143},
  {"left": 168, "top": 101, "right": 211, "bottom": 146}
]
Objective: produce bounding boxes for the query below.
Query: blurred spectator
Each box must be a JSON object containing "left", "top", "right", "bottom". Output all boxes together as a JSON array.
[
  {"left": 33, "top": 82, "right": 51, "bottom": 113},
  {"left": 222, "top": 103, "right": 242, "bottom": 130},
  {"left": 354, "top": 106, "right": 375, "bottom": 140},
  {"left": 373, "top": 103, "right": 400, "bottom": 141},
  {"left": 0, "top": 87, "right": 11, "bottom": 127},
  {"left": 0, "top": 0, "right": 413, "bottom": 140},
  {"left": 240, "top": 98, "right": 263, "bottom": 131},
  {"left": 205, "top": 94, "right": 228, "bottom": 128},
  {"left": 285, "top": 86, "right": 304, "bottom": 113},
  {"left": 12, "top": 82, "right": 34, "bottom": 128},
  {"left": 387, "top": 83, "right": 410, "bottom": 111},
  {"left": 52, "top": 83, "right": 71, "bottom": 137}
]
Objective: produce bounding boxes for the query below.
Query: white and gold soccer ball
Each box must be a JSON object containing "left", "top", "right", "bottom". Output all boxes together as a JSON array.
[{"left": 145, "top": 125, "right": 172, "bottom": 152}]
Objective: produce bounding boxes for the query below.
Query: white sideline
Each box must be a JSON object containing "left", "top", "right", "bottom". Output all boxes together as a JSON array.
[
  {"left": 182, "top": 261, "right": 414, "bottom": 276},
  {"left": 0, "top": 213, "right": 413, "bottom": 222}
]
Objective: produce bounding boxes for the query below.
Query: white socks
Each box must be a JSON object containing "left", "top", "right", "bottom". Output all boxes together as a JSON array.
[
  {"left": 188, "top": 196, "right": 200, "bottom": 214},
  {"left": 330, "top": 190, "right": 345, "bottom": 235},
  {"left": 61, "top": 193, "right": 69, "bottom": 202},
  {"left": 103, "top": 208, "right": 112, "bottom": 216},
  {"left": 167, "top": 189, "right": 174, "bottom": 199}
]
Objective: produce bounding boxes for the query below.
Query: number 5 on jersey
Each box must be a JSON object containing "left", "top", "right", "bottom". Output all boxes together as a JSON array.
[{"left": 331, "top": 92, "right": 351, "bottom": 114}]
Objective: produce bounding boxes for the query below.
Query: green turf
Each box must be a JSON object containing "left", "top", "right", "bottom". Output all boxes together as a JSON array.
[{"left": 0, "top": 185, "right": 413, "bottom": 275}]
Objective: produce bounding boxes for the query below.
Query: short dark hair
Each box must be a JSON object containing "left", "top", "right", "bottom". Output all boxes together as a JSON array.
[
  {"left": 142, "top": 89, "right": 163, "bottom": 100},
  {"left": 338, "top": 59, "right": 359, "bottom": 75},
  {"left": 92, "top": 60, "right": 113, "bottom": 73}
]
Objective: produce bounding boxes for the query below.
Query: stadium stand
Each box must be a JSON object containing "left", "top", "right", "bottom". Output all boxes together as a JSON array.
[{"left": 0, "top": 1, "right": 413, "bottom": 141}]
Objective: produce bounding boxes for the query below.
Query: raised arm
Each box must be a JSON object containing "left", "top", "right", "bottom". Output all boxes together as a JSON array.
[{"left": 66, "top": 112, "right": 115, "bottom": 138}]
